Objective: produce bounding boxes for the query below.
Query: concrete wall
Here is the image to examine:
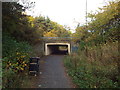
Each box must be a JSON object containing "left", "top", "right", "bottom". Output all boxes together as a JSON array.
[{"left": 45, "top": 43, "right": 70, "bottom": 55}]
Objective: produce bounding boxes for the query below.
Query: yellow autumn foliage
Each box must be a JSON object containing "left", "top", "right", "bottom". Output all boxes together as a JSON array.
[{"left": 43, "top": 30, "right": 58, "bottom": 37}]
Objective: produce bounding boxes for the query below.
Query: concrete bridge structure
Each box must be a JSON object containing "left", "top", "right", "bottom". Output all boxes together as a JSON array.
[
  {"left": 36, "top": 37, "right": 78, "bottom": 56},
  {"left": 45, "top": 43, "right": 71, "bottom": 55}
]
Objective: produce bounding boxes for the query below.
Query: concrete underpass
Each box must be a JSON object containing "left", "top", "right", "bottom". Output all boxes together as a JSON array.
[{"left": 45, "top": 43, "right": 70, "bottom": 55}]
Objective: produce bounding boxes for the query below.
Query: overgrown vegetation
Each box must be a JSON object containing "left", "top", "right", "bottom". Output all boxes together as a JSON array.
[
  {"left": 2, "top": 34, "right": 33, "bottom": 88},
  {"left": 2, "top": 0, "right": 119, "bottom": 88},
  {"left": 2, "top": 1, "right": 71, "bottom": 88},
  {"left": 64, "top": 42, "right": 119, "bottom": 88},
  {"left": 64, "top": 0, "right": 119, "bottom": 88},
  {"left": 2, "top": 2, "right": 71, "bottom": 45}
]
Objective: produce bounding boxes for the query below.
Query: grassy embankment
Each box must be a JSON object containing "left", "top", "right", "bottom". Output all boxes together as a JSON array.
[
  {"left": 64, "top": 41, "right": 119, "bottom": 88},
  {"left": 2, "top": 34, "right": 42, "bottom": 88}
]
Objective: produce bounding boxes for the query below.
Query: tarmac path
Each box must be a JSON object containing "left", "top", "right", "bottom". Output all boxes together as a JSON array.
[{"left": 38, "top": 55, "right": 74, "bottom": 88}]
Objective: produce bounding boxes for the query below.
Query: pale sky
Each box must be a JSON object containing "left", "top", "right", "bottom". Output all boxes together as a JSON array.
[{"left": 26, "top": 0, "right": 113, "bottom": 32}]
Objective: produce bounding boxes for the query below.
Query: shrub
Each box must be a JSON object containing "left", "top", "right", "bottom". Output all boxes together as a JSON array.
[
  {"left": 64, "top": 41, "right": 119, "bottom": 88},
  {"left": 2, "top": 34, "right": 33, "bottom": 88}
]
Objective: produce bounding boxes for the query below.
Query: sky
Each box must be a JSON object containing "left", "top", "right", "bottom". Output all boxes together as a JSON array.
[{"left": 26, "top": 0, "right": 113, "bottom": 32}]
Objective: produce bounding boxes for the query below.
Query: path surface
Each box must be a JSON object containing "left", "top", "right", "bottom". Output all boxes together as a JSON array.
[{"left": 38, "top": 55, "right": 74, "bottom": 88}]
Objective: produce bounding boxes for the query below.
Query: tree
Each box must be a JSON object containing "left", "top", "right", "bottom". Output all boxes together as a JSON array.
[{"left": 87, "top": 0, "right": 120, "bottom": 43}]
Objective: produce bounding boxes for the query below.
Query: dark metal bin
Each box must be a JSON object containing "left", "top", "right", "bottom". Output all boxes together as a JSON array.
[{"left": 29, "top": 57, "right": 40, "bottom": 76}]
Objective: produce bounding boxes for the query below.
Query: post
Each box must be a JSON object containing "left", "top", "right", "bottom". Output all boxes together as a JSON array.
[{"left": 86, "top": 0, "right": 88, "bottom": 26}]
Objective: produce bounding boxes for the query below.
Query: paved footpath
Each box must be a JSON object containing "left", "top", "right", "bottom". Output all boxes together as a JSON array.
[{"left": 38, "top": 55, "right": 74, "bottom": 88}]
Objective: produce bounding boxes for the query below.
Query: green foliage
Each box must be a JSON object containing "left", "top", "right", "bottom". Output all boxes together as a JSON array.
[
  {"left": 2, "top": 34, "right": 33, "bottom": 88},
  {"left": 2, "top": 2, "right": 41, "bottom": 44},
  {"left": 64, "top": 41, "right": 119, "bottom": 88},
  {"left": 69, "top": 2, "right": 120, "bottom": 88},
  {"left": 34, "top": 16, "right": 71, "bottom": 37},
  {"left": 2, "top": 2, "right": 24, "bottom": 33},
  {"left": 74, "top": 1, "right": 120, "bottom": 44},
  {"left": 2, "top": 2, "right": 71, "bottom": 88},
  {"left": 2, "top": 2, "right": 71, "bottom": 46}
]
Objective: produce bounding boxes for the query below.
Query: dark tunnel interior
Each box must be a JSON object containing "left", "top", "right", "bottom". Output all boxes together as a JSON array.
[{"left": 47, "top": 45, "right": 68, "bottom": 55}]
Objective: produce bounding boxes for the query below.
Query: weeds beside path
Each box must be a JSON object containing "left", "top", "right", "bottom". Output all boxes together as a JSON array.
[{"left": 64, "top": 42, "right": 119, "bottom": 88}]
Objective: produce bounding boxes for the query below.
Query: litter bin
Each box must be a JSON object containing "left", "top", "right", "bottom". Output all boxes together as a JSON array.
[{"left": 29, "top": 57, "right": 40, "bottom": 76}]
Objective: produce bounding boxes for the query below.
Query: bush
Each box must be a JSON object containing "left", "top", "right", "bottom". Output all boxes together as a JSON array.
[
  {"left": 64, "top": 41, "right": 119, "bottom": 88},
  {"left": 2, "top": 34, "right": 33, "bottom": 88}
]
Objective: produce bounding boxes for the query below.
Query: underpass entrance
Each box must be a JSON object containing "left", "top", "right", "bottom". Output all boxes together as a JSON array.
[{"left": 45, "top": 43, "right": 70, "bottom": 55}]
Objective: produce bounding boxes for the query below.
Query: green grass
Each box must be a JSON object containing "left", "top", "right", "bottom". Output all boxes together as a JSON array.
[{"left": 64, "top": 41, "right": 119, "bottom": 88}]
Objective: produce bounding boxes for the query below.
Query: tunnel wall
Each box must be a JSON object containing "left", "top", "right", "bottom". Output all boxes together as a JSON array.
[
  {"left": 46, "top": 45, "right": 57, "bottom": 55},
  {"left": 45, "top": 43, "right": 70, "bottom": 55}
]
